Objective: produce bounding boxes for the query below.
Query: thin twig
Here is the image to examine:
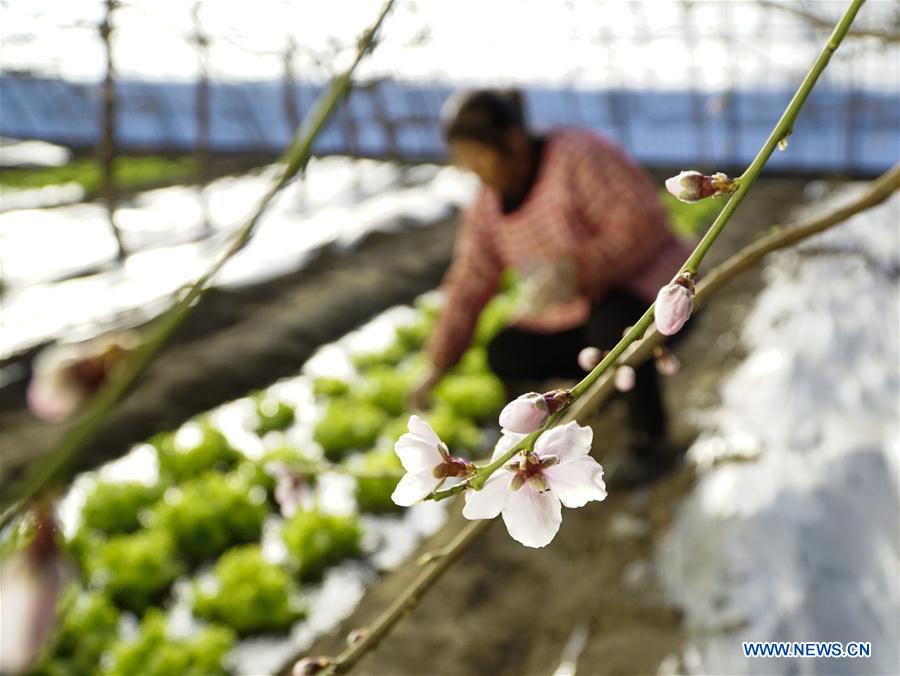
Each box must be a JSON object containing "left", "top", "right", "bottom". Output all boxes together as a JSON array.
[
  {"left": 0, "top": 0, "right": 396, "bottom": 529},
  {"left": 325, "top": 518, "right": 494, "bottom": 675}
]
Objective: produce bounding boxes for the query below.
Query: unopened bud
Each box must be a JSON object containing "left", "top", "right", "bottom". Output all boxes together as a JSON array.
[
  {"left": 654, "top": 275, "right": 695, "bottom": 336},
  {"left": 541, "top": 388, "right": 573, "bottom": 415},
  {"left": 654, "top": 347, "right": 681, "bottom": 376},
  {"left": 614, "top": 366, "right": 636, "bottom": 392},
  {"left": 499, "top": 392, "right": 549, "bottom": 433},
  {"left": 665, "top": 170, "right": 735, "bottom": 203},
  {"left": 577, "top": 347, "right": 604, "bottom": 372},
  {"left": 0, "top": 502, "right": 66, "bottom": 674},
  {"left": 292, "top": 656, "right": 331, "bottom": 676},
  {"left": 346, "top": 628, "right": 368, "bottom": 646}
]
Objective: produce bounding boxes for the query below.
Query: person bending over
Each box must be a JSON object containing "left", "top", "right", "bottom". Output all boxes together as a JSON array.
[{"left": 411, "top": 88, "right": 693, "bottom": 484}]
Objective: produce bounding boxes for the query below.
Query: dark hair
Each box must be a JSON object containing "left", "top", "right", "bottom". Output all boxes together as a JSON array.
[{"left": 440, "top": 88, "right": 526, "bottom": 149}]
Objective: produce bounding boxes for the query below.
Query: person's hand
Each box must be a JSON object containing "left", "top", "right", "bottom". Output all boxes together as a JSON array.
[
  {"left": 522, "top": 257, "right": 580, "bottom": 313},
  {"left": 408, "top": 366, "right": 446, "bottom": 412}
]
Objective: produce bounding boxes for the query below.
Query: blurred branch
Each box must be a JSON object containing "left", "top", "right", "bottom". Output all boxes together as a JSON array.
[
  {"left": 295, "top": 163, "right": 898, "bottom": 676},
  {"left": 97, "top": 0, "right": 127, "bottom": 262},
  {"left": 757, "top": 0, "right": 900, "bottom": 42},
  {"left": 191, "top": 0, "right": 212, "bottom": 232},
  {"left": 0, "top": 0, "right": 396, "bottom": 529}
]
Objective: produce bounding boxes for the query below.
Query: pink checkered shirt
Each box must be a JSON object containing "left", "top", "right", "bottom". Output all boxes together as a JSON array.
[{"left": 428, "top": 127, "right": 693, "bottom": 371}]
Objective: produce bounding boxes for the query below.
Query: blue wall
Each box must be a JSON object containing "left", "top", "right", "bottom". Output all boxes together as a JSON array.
[{"left": 1, "top": 76, "right": 897, "bottom": 174}]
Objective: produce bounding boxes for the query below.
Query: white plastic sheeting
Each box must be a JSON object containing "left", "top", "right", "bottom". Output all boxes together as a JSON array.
[
  {"left": 0, "top": 157, "right": 476, "bottom": 358},
  {"left": 2, "top": 1, "right": 896, "bottom": 91},
  {"left": 656, "top": 184, "right": 899, "bottom": 675}
]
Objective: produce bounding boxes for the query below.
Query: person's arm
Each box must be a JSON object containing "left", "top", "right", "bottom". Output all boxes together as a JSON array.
[
  {"left": 568, "top": 135, "right": 671, "bottom": 298},
  {"left": 412, "top": 205, "right": 502, "bottom": 408}
]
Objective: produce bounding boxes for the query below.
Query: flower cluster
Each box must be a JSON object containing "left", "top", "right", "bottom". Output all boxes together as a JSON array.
[
  {"left": 390, "top": 265, "right": 697, "bottom": 548},
  {"left": 390, "top": 389, "right": 606, "bottom": 547}
]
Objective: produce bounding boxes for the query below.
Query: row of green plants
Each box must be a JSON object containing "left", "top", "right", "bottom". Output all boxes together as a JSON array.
[
  {"left": 0, "top": 156, "right": 197, "bottom": 196},
  {"left": 32, "top": 292, "right": 512, "bottom": 676}
]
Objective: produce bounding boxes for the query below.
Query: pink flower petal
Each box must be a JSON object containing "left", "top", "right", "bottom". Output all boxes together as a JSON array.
[
  {"left": 498, "top": 393, "right": 549, "bottom": 433},
  {"left": 533, "top": 421, "right": 593, "bottom": 463},
  {"left": 577, "top": 346, "right": 603, "bottom": 372},
  {"left": 26, "top": 380, "right": 80, "bottom": 423},
  {"left": 462, "top": 473, "right": 511, "bottom": 520},
  {"left": 390, "top": 472, "right": 440, "bottom": 506},
  {"left": 544, "top": 457, "right": 607, "bottom": 508},
  {"left": 502, "top": 487, "right": 562, "bottom": 548}
]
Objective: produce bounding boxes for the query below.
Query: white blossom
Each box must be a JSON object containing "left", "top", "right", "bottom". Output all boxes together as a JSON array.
[
  {"left": 391, "top": 415, "right": 470, "bottom": 506},
  {"left": 463, "top": 422, "right": 606, "bottom": 548}
]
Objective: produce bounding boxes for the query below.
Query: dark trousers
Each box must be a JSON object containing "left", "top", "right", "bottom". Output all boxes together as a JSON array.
[{"left": 487, "top": 289, "right": 673, "bottom": 442}]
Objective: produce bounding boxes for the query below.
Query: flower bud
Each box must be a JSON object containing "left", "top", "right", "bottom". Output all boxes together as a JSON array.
[
  {"left": 614, "top": 366, "right": 636, "bottom": 392},
  {"left": 541, "top": 388, "right": 573, "bottom": 414},
  {"left": 346, "top": 628, "right": 368, "bottom": 646},
  {"left": 292, "top": 657, "right": 331, "bottom": 676},
  {"left": 27, "top": 333, "right": 137, "bottom": 423},
  {"left": 654, "top": 277, "right": 695, "bottom": 336},
  {"left": 577, "top": 347, "right": 603, "bottom": 372},
  {"left": 654, "top": 346, "right": 681, "bottom": 376},
  {"left": 665, "top": 170, "right": 735, "bottom": 203},
  {"left": 499, "top": 392, "right": 549, "bottom": 433},
  {"left": 0, "top": 502, "right": 67, "bottom": 674}
]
